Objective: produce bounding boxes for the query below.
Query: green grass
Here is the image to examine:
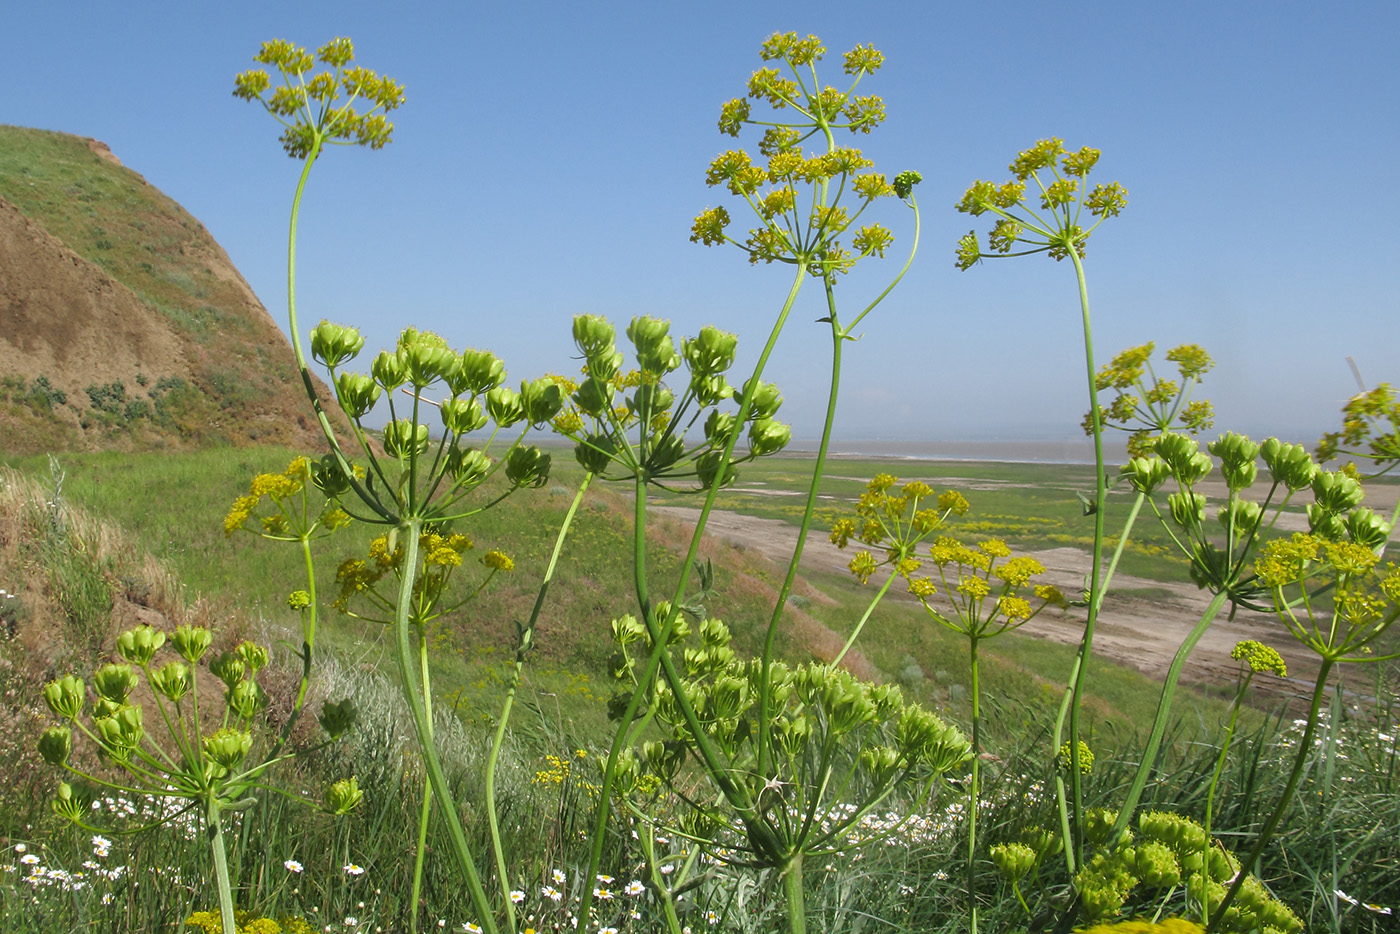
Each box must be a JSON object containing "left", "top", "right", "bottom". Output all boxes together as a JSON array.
[{"left": 3, "top": 446, "right": 1397, "bottom": 932}]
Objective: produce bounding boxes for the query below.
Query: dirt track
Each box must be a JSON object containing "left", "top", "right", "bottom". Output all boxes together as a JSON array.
[{"left": 649, "top": 497, "right": 1396, "bottom": 704}]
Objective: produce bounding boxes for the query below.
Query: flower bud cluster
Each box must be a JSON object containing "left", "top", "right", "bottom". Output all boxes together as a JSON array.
[
  {"left": 224, "top": 455, "right": 353, "bottom": 541},
  {"left": 1089, "top": 342, "right": 1216, "bottom": 458},
  {"left": 39, "top": 624, "right": 360, "bottom": 836},
  {"left": 557, "top": 314, "right": 790, "bottom": 490},
  {"left": 1065, "top": 809, "right": 1301, "bottom": 931},
  {"left": 608, "top": 605, "right": 970, "bottom": 863},
  {"left": 830, "top": 473, "right": 973, "bottom": 585},
  {"left": 1125, "top": 422, "right": 1391, "bottom": 616},
  {"left": 694, "top": 33, "right": 918, "bottom": 278},
  {"left": 234, "top": 38, "right": 404, "bottom": 159},
  {"left": 333, "top": 525, "right": 512, "bottom": 630},
  {"left": 956, "top": 138, "right": 1126, "bottom": 270},
  {"left": 1316, "top": 382, "right": 1400, "bottom": 477}
]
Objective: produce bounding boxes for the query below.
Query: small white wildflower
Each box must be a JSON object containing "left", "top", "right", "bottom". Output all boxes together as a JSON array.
[
  {"left": 552, "top": 868, "right": 566, "bottom": 884},
  {"left": 625, "top": 880, "right": 645, "bottom": 896},
  {"left": 510, "top": 890, "right": 525, "bottom": 904},
  {"left": 343, "top": 863, "right": 365, "bottom": 876},
  {"left": 285, "top": 860, "right": 304, "bottom": 873}
]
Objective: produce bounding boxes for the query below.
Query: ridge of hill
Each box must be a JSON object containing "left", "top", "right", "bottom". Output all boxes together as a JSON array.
[{"left": 0, "top": 125, "right": 340, "bottom": 453}]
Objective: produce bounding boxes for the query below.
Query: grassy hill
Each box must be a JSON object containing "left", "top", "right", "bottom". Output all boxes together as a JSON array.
[{"left": 0, "top": 126, "right": 342, "bottom": 453}]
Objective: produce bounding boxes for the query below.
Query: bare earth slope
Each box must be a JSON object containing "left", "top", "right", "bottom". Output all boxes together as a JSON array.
[{"left": 0, "top": 126, "right": 341, "bottom": 453}]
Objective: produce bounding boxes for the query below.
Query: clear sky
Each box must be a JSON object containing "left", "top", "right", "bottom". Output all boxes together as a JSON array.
[{"left": 4, "top": 1, "right": 1396, "bottom": 445}]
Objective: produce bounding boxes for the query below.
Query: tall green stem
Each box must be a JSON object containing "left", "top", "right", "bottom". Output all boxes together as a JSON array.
[
  {"left": 409, "top": 626, "right": 437, "bottom": 934},
  {"left": 831, "top": 571, "right": 897, "bottom": 666},
  {"left": 783, "top": 852, "right": 808, "bottom": 934},
  {"left": 485, "top": 475, "right": 591, "bottom": 933},
  {"left": 968, "top": 635, "right": 982, "bottom": 934},
  {"left": 1064, "top": 248, "right": 1106, "bottom": 867},
  {"left": 207, "top": 800, "right": 236, "bottom": 934},
  {"left": 759, "top": 292, "right": 844, "bottom": 771},
  {"left": 391, "top": 519, "right": 499, "bottom": 934},
  {"left": 1209, "top": 657, "right": 1336, "bottom": 931}
]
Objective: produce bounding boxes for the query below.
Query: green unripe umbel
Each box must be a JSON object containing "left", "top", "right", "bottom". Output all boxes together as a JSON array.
[
  {"left": 171, "top": 624, "right": 213, "bottom": 663},
  {"left": 93, "top": 664, "right": 139, "bottom": 705},
  {"left": 1154, "top": 432, "right": 1200, "bottom": 479},
  {"left": 504, "top": 445, "right": 551, "bottom": 488},
  {"left": 370, "top": 349, "right": 407, "bottom": 391},
  {"left": 43, "top": 675, "right": 85, "bottom": 719},
  {"left": 382, "top": 419, "right": 430, "bottom": 459},
  {"left": 150, "top": 661, "right": 192, "bottom": 703},
  {"left": 235, "top": 640, "right": 270, "bottom": 673},
  {"left": 647, "top": 434, "right": 684, "bottom": 471},
  {"left": 441, "top": 397, "right": 487, "bottom": 435},
  {"left": 520, "top": 378, "right": 564, "bottom": 426},
  {"left": 682, "top": 326, "right": 738, "bottom": 377},
  {"left": 52, "top": 782, "right": 92, "bottom": 823},
  {"left": 1312, "top": 470, "right": 1365, "bottom": 513},
  {"left": 203, "top": 728, "right": 253, "bottom": 770},
  {"left": 704, "top": 409, "right": 737, "bottom": 444},
  {"left": 311, "top": 453, "right": 352, "bottom": 497},
  {"left": 610, "top": 613, "right": 646, "bottom": 647},
  {"left": 692, "top": 373, "right": 734, "bottom": 407},
  {"left": 456, "top": 348, "right": 507, "bottom": 395},
  {"left": 448, "top": 447, "right": 491, "bottom": 487},
  {"left": 748, "top": 417, "right": 792, "bottom": 457},
  {"left": 1209, "top": 432, "right": 1260, "bottom": 491},
  {"left": 38, "top": 725, "right": 73, "bottom": 766},
  {"left": 695, "top": 450, "right": 737, "bottom": 490},
  {"left": 1134, "top": 841, "right": 1181, "bottom": 889},
  {"left": 326, "top": 776, "right": 364, "bottom": 814},
  {"left": 227, "top": 679, "right": 269, "bottom": 719},
  {"left": 572, "top": 314, "right": 617, "bottom": 360},
  {"left": 574, "top": 434, "right": 616, "bottom": 475},
  {"left": 626, "top": 316, "right": 674, "bottom": 372},
  {"left": 1168, "top": 491, "right": 1207, "bottom": 527},
  {"left": 1261, "top": 437, "right": 1318, "bottom": 491},
  {"left": 893, "top": 170, "right": 922, "bottom": 199},
  {"left": 643, "top": 740, "right": 686, "bottom": 781},
  {"left": 990, "top": 842, "right": 1036, "bottom": 883},
  {"left": 572, "top": 377, "right": 613, "bottom": 417},
  {"left": 310, "top": 321, "right": 365, "bottom": 367},
  {"left": 1345, "top": 507, "right": 1392, "bottom": 550},
  {"left": 336, "top": 372, "right": 381, "bottom": 419},
  {"left": 739, "top": 378, "right": 783, "bottom": 419},
  {"left": 1120, "top": 457, "right": 1170, "bottom": 495},
  {"left": 318, "top": 698, "right": 358, "bottom": 739},
  {"left": 96, "top": 705, "right": 144, "bottom": 758},
  {"left": 116, "top": 625, "right": 166, "bottom": 666},
  {"left": 1307, "top": 502, "right": 1347, "bottom": 540},
  {"left": 402, "top": 339, "right": 459, "bottom": 388},
  {"left": 209, "top": 652, "right": 246, "bottom": 689},
  {"left": 772, "top": 715, "right": 812, "bottom": 758},
  {"left": 486, "top": 386, "right": 525, "bottom": 427},
  {"left": 628, "top": 383, "right": 674, "bottom": 418}
]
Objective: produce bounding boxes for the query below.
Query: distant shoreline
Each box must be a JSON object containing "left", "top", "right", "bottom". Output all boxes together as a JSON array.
[{"left": 787, "top": 439, "right": 1110, "bottom": 466}]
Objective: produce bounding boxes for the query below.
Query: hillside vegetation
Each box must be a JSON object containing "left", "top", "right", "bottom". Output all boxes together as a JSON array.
[{"left": 0, "top": 126, "right": 340, "bottom": 453}]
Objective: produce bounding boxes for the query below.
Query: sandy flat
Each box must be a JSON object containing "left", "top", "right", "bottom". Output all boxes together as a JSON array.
[{"left": 649, "top": 499, "right": 1396, "bottom": 705}]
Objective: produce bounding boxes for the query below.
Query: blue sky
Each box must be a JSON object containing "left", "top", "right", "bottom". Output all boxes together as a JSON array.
[{"left": 4, "top": 1, "right": 1397, "bottom": 445}]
